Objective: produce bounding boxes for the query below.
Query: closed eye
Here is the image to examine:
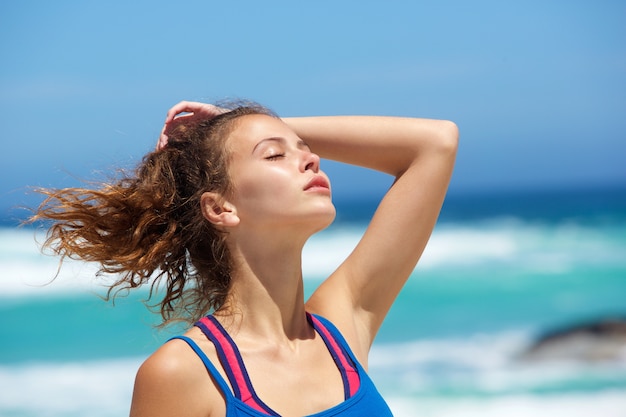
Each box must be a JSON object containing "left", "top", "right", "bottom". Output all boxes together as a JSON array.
[{"left": 265, "top": 154, "right": 285, "bottom": 161}]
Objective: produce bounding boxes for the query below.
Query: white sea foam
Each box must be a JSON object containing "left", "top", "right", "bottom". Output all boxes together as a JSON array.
[
  {"left": 2, "top": 219, "right": 625, "bottom": 296},
  {"left": 0, "top": 357, "right": 141, "bottom": 417},
  {"left": 302, "top": 223, "right": 525, "bottom": 278},
  {"left": 370, "top": 330, "right": 530, "bottom": 371},
  {"left": 0, "top": 228, "right": 139, "bottom": 297},
  {"left": 424, "top": 219, "right": 626, "bottom": 272},
  {"left": 369, "top": 331, "right": 626, "bottom": 397},
  {"left": 419, "top": 224, "right": 518, "bottom": 268},
  {"left": 303, "top": 219, "right": 626, "bottom": 278}
]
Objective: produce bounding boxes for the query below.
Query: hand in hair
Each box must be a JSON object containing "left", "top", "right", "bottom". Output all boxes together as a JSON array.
[{"left": 157, "top": 101, "right": 227, "bottom": 150}]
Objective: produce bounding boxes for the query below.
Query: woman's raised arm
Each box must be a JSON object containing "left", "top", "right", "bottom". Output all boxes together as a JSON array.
[{"left": 286, "top": 115, "right": 458, "bottom": 364}]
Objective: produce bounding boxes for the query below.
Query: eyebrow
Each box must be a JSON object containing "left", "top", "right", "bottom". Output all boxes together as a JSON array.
[{"left": 252, "top": 137, "right": 310, "bottom": 153}]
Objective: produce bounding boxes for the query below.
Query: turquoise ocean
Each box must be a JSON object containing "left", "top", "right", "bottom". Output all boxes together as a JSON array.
[{"left": 1, "top": 186, "right": 625, "bottom": 416}]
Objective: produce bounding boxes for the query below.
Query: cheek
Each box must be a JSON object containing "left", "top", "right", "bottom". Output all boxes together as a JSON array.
[{"left": 231, "top": 167, "right": 292, "bottom": 209}]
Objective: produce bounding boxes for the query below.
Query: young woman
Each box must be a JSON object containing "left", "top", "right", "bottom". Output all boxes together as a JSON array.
[{"left": 34, "top": 100, "right": 458, "bottom": 416}]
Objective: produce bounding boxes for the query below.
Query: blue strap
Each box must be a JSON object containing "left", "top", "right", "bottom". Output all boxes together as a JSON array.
[
  {"left": 168, "top": 336, "right": 234, "bottom": 399},
  {"left": 194, "top": 317, "right": 280, "bottom": 416},
  {"left": 307, "top": 313, "right": 361, "bottom": 400},
  {"left": 309, "top": 314, "right": 362, "bottom": 369}
]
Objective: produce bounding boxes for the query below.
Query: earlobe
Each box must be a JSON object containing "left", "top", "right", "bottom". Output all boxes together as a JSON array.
[{"left": 200, "top": 192, "right": 240, "bottom": 227}]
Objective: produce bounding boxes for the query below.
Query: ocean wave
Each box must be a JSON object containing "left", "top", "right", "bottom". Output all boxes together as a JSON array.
[
  {"left": 1, "top": 218, "right": 625, "bottom": 296},
  {"left": 305, "top": 219, "right": 626, "bottom": 276},
  {"left": 423, "top": 219, "right": 626, "bottom": 272},
  {"left": 0, "top": 357, "right": 141, "bottom": 417},
  {"left": 369, "top": 330, "right": 626, "bottom": 398}
]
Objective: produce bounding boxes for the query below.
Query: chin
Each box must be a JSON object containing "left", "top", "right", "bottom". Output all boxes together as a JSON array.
[{"left": 310, "top": 206, "right": 337, "bottom": 233}]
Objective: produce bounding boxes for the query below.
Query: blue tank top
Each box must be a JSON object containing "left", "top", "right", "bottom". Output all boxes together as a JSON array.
[{"left": 171, "top": 313, "right": 393, "bottom": 416}]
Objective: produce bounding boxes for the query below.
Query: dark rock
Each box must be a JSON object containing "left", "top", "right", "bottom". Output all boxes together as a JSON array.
[{"left": 520, "top": 317, "right": 626, "bottom": 362}]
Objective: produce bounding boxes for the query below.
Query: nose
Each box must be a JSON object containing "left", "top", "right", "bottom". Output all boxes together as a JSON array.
[{"left": 302, "top": 150, "right": 320, "bottom": 173}]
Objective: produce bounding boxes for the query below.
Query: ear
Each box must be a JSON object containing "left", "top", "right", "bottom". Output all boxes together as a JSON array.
[{"left": 200, "top": 192, "right": 240, "bottom": 227}]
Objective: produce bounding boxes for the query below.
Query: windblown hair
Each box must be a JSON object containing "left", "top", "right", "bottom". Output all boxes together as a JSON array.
[{"left": 30, "top": 103, "right": 275, "bottom": 326}]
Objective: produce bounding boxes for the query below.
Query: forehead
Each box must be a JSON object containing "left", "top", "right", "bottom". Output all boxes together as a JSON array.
[{"left": 226, "top": 114, "right": 294, "bottom": 153}]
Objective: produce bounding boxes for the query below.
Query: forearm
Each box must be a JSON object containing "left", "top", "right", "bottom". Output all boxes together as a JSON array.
[
  {"left": 283, "top": 115, "right": 458, "bottom": 177},
  {"left": 303, "top": 114, "right": 458, "bottom": 347}
]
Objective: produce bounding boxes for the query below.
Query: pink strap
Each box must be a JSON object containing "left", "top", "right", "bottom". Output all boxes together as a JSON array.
[
  {"left": 197, "top": 316, "right": 275, "bottom": 414},
  {"left": 308, "top": 314, "right": 360, "bottom": 397}
]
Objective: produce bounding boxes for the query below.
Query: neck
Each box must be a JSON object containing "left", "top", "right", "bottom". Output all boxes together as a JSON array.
[{"left": 218, "top": 227, "right": 312, "bottom": 341}]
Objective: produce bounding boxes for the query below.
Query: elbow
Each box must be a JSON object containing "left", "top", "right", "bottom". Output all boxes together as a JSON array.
[
  {"left": 388, "top": 118, "right": 459, "bottom": 176},
  {"left": 393, "top": 120, "right": 458, "bottom": 177},
  {"left": 437, "top": 120, "right": 459, "bottom": 156}
]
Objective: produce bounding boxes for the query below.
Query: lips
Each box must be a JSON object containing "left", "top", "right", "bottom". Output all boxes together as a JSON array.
[{"left": 304, "top": 175, "right": 330, "bottom": 192}]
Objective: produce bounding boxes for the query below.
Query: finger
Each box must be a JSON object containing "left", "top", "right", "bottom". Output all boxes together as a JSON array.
[
  {"left": 164, "top": 101, "right": 197, "bottom": 124},
  {"left": 166, "top": 101, "right": 216, "bottom": 121},
  {"left": 165, "top": 101, "right": 227, "bottom": 123},
  {"left": 156, "top": 125, "right": 169, "bottom": 150},
  {"left": 156, "top": 136, "right": 167, "bottom": 150},
  {"left": 159, "top": 101, "right": 229, "bottom": 150}
]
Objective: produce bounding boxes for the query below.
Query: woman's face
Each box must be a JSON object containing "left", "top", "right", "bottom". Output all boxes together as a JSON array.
[{"left": 225, "top": 114, "right": 336, "bottom": 233}]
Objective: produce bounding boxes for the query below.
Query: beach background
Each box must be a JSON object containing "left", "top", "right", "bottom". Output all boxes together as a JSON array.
[
  {"left": 2, "top": 187, "right": 626, "bottom": 417},
  {"left": 1, "top": 1, "right": 625, "bottom": 416}
]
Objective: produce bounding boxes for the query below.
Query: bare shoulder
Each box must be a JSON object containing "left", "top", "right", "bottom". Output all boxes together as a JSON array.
[
  {"left": 130, "top": 336, "right": 223, "bottom": 417},
  {"left": 137, "top": 338, "right": 203, "bottom": 387}
]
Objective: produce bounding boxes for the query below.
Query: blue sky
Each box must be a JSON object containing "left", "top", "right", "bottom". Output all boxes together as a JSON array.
[{"left": 1, "top": 0, "right": 624, "bottom": 215}]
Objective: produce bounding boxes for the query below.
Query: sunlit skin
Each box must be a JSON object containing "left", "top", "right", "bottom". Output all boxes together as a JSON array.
[
  {"left": 130, "top": 101, "right": 459, "bottom": 417},
  {"left": 223, "top": 114, "right": 336, "bottom": 240}
]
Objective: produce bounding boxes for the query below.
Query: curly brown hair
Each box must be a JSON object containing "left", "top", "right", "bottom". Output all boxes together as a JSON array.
[{"left": 30, "top": 103, "right": 275, "bottom": 326}]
